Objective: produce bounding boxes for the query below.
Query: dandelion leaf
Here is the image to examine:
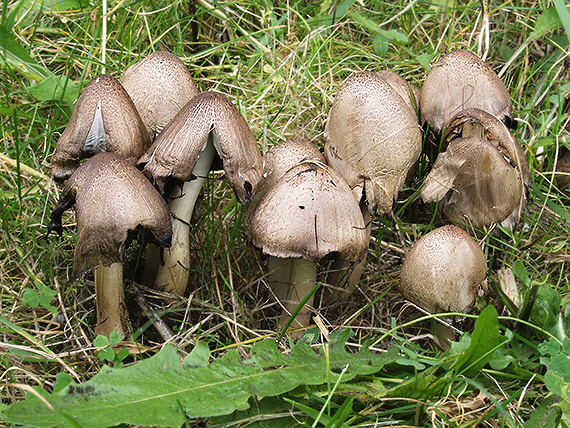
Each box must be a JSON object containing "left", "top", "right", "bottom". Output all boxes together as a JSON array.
[{"left": 2, "top": 331, "right": 397, "bottom": 428}]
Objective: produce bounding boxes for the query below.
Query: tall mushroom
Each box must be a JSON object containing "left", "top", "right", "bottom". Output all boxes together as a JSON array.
[
  {"left": 120, "top": 51, "right": 199, "bottom": 141},
  {"left": 47, "top": 152, "right": 172, "bottom": 338},
  {"left": 247, "top": 160, "right": 367, "bottom": 330},
  {"left": 420, "top": 108, "right": 529, "bottom": 231},
  {"left": 420, "top": 49, "right": 514, "bottom": 135},
  {"left": 51, "top": 74, "right": 150, "bottom": 182},
  {"left": 138, "top": 91, "right": 263, "bottom": 295},
  {"left": 399, "top": 225, "right": 487, "bottom": 314}
]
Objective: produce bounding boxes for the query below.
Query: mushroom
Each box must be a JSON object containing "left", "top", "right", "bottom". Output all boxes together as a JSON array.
[
  {"left": 245, "top": 138, "right": 326, "bottom": 303},
  {"left": 138, "top": 91, "right": 263, "bottom": 295},
  {"left": 51, "top": 74, "right": 150, "bottom": 182},
  {"left": 47, "top": 152, "right": 172, "bottom": 338},
  {"left": 120, "top": 51, "right": 199, "bottom": 140},
  {"left": 420, "top": 109, "right": 529, "bottom": 231},
  {"left": 246, "top": 160, "right": 367, "bottom": 330},
  {"left": 420, "top": 49, "right": 513, "bottom": 135},
  {"left": 399, "top": 225, "right": 487, "bottom": 314},
  {"left": 376, "top": 70, "right": 421, "bottom": 117},
  {"left": 324, "top": 71, "right": 423, "bottom": 216}
]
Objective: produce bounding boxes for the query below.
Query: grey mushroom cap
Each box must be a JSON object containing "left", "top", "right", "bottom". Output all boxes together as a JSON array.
[
  {"left": 324, "top": 71, "right": 423, "bottom": 215},
  {"left": 47, "top": 152, "right": 172, "bottom": 277},
  {"left": 121, "top": 51, "right": 199, "bottom": 140},
  {"left": 247, "top": 161, "right": 367, "bottom": 263},
  {"left": 420, "top": 136, "right": 526, "bottom": 230},
  {"left": 420, "top": 49, "right": 513, "bottom": 135},
  {"left": 52, "top": 74, "right": 150, "bottom": 182},
  {"left": 399, "top": 225, "right": 487, "bottom": 313},
  {"left": 244, "top": 138, "right": 325, "bottom": 227},
  {"left": 443, "top": 108, "right": 529, "bottom": 185},
  {"left": 137, "top": 91, "right": 263, "bottom": 204}
]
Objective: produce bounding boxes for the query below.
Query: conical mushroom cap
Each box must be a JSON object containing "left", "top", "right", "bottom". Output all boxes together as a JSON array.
[
  {"left": 52, "top": 74, "right": 150, "bottom": 182},
  {"left": 138, "top": 91, "right": 263, "bottom": 203},
  {"left": 375, "top": 70, "right": 421, "bottom": 116},
  {"left": 399, "top": 225, "right": 487, "bottom": 313},
  {"left": 324, "top": 71, "right": 423, "bottom": 215},
  {"left": 420, "top": 50, "right": 513, "bottom": 135},
  {"left": 48, "top": 152, "right": 172, "bottom": 278},
  {"left": 247, "top": 161, "right": 367, "bottom": 263},
  {"left": 121, "top": 51, "right": 199, "bottom": 140},
  {"left": 443, "top": 108, "right": 529, "bottom": 184},
  {"left": 420, "top": 136, "right": 525, "bottom": 230}
]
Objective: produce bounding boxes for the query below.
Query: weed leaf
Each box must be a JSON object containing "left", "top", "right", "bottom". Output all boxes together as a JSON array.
[{"left": 1, "top": 332, "right": 398, "bottom": 428}]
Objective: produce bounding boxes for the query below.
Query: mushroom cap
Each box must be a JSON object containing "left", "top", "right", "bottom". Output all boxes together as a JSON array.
[
  {"left": 444, "top": 108, "right": 530, "bottom": 184},
  {"left": 375, "top": 70, "right": 421, "bottom": 116},
  {"left": 324, "top": 71, "right": 423, "bottom": 215},
  {"left": 420, "top": 49, "right": 513, "bottom": 135},
  {"left": 420, "top": 136, "right": 526, "bottom": 230},
  {"left": 120, "top": 51, "right": 199, "bottom": 140},
  {"left": 52, "top": 74, "right": 150, "bottom": 182},
  {"left": 138, "top": 91, "right": 263, "bottom": 203},
  {"left": 48, "top": 152, "right": 172, "bottom": 278},
  {"left": 555, "top": 149, "right": 570, "bottom": 189},
  {"left": 247, "top": 161, "right": 367, "bottom": 263},
  {"left": 399, "top": 225, "right": 487, "bottom": 313}
]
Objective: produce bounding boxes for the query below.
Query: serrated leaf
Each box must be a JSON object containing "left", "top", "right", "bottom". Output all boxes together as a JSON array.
[
  {"left": 2, "top": 332, "right": 398, "bottom": 428},
  {"left": 530, "top": 4, "right": 570, "bottom": 43}
]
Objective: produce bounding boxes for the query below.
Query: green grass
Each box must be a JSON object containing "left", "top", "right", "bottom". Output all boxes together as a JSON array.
[{"left": 1, "top": 0, "right": 569, "bottom": 426}]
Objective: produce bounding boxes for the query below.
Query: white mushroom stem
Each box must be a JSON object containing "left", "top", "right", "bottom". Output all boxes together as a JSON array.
[
  {"left": 154, "top": 135, "right": 217, "bottom": 295},
  {"left": 280, "top": 258, "right": 317, "bottom": 330},
  {"left": 94, "top": 262, "right": 129, "bottom": 338}
]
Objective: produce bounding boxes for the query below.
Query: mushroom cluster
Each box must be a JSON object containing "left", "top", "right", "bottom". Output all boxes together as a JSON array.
[
  {"left": 48, "top": 51, "right": 262, "bottom": 338},
  {"left": 46, "top": 48, "right": 531, "bottom": 340}
]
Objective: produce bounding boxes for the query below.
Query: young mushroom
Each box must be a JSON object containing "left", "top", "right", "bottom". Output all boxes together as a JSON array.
[
  {"left": 399, "top": 225, "right": 487, "bottom": 314},
  {"left": 420, "top": 109, "right": 529, "bottom": 231},
  {"left": 138, "top": 91, "right": 263, "bottom": 295},
  {"left": 246, "top": 160, "right": 367, "bottom": 331},
  {"left": 245, "top": 138, "right": 326, "bottom": 304},
  {"left": 420, "top": 49, "right": 514, "bottom": 135},
  {"left": 47, "top": 152, "right": 172, "bottom": 338},
  {"left": 120, "top": 51, "right": 199, "bottom": 141},
  {"left": 51, "top": 74, "right": 150, "bottom": 182}
]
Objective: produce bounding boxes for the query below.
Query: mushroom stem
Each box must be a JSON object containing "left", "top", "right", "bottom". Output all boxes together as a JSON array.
[
  {"left": 154, "top": 135, "right": 217, "bottom": 294},
  {"left": 268, "top": 257, "right": 292, "bottom": 301},
  {"left": 94, "top": 262, "right": 129, "bottom": 338},
  {"left": 280, "top": 258, "right": 317, "bottom": 330}
]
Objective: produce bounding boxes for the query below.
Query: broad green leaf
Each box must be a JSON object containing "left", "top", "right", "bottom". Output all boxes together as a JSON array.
[
  {"left": 2, "top": 332, "right": 398, "bottom": 428},
  {"left": 453, "top": 305, "right": 507, "bottom": 377},
  {"left": 0, "top": 24, "right": 78, "bottom": 105},
  {"left": 349, "top": 11, "right": 409, "bottom": 45},
  {"left": 530, "top": 5, "right": 570, "bottom": 42},
  {"left": 525, "top": 395, "right": 562, "bottom": 428}
]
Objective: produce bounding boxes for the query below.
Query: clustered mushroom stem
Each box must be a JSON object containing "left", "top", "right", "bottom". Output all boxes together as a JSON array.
[
  {"left": 94, "top": 262, "right": 129, "bottom": 339},
  {"left": 281, "top": 258, "right": 318, "bottom": 330},
  {"left": 154, "top": 134, "right": 217, "bottom": 295}
]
